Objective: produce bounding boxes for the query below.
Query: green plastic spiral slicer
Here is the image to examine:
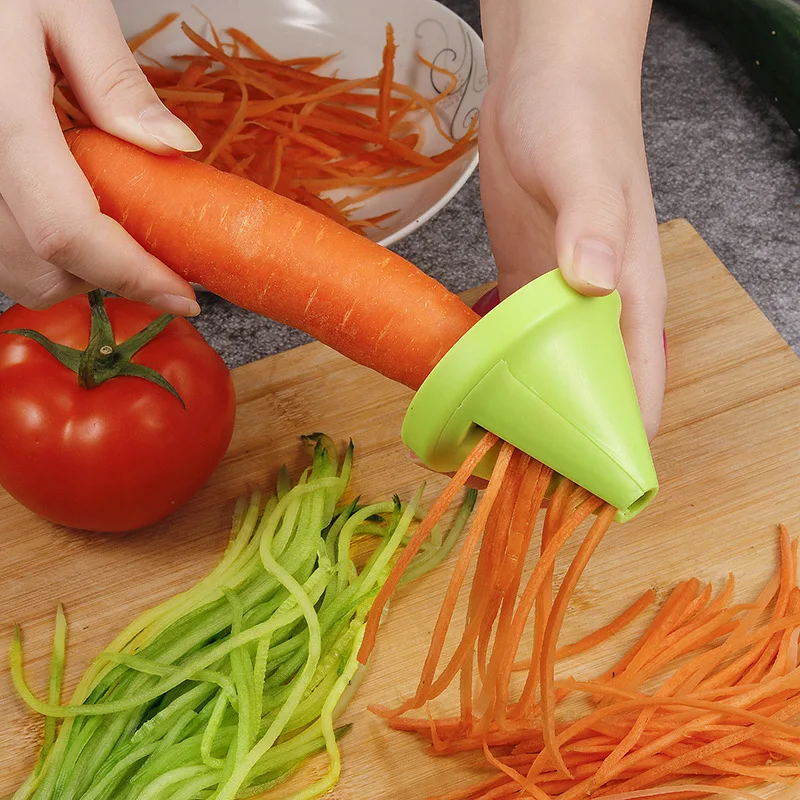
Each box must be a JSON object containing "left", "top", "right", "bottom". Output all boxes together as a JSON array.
[{"left": 401, "top": 270, "right": 658, "bottom": 522}]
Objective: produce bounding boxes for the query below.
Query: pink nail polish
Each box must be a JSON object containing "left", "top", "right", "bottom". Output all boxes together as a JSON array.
[{"left": 473, "top": 286, "right": 500, "bottom": 316}]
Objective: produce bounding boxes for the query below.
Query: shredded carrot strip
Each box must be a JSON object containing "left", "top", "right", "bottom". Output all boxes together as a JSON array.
[
  {"left": 599, "top": 786, "right": 764, "bottom": 800},
  {"left": 378, "top": 24, "right": 396, "bottom": 135},
  {"left": 156, "top": 88, "right": 224, "bottom": 103},
  {"left": 540, "top": 589, "right": 656, "bottom": 663},
  {"left": 141, "top": 65, "right": 184, "bottom": 86},
  {"left": 373, "top": 442, "right": 516, "bottom": 719},
  {"left": 248, "top": 119, "right": 341, "bottom": 157},
  {"left": 126, "top": 12, "right": 179, "bottom": 53},
  {"left": 482, "top": 463, "right": 551, "bottom": 702},
  {"left": 514, "top": 478, "right": 572, "bottom": 718},
  {"left": 358, "top": 431, "right": 498, "bottom": 664},
  {"left": 364, "top": 426, "right": 800, "bottom": 800},
  {"left": 541, "top": 504, "right": 617, "bottom": 778},
  {"left": 416, "top": 52, "right": 459, "bottom": 105},
  {"left": 225, "top": 27, "right": 281, "bottom": 61},
  {"left": 202, "top": 80, "right": 249, "bottom": 165},
  {"left": 475, "top": 452, "right": 530, "bottom": 683},
  {"left": 176, "top": 58, "right": 211, "bottom": 88},
  {"left": 267, "top": 136, "right": 287, "bottom": 191},
  {"left": 484, "top": 493, "right": 605, "bottom": 722}
]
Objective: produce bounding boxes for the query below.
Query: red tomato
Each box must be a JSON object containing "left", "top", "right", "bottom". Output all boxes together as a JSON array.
[{"left": 0, "top": 295, "right": 236, "bottom": 532}]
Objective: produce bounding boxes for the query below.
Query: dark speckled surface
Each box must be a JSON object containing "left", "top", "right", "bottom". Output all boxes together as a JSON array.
[{"left": 2, "top": 1, "right": 798, "bottom": 363}]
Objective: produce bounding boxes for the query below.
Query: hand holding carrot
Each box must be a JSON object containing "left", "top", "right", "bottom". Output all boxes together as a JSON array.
[
  {"left": 0, "top": 0, "right": 200, "bottom": 315},
  {"left": 479, "top": 0, "right": 668, "bottom": 440}
]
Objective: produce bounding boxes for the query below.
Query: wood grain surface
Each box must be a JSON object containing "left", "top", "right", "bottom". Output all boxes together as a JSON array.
[{"left": 2, "top": 219, "right": 798, "bottom": 798}]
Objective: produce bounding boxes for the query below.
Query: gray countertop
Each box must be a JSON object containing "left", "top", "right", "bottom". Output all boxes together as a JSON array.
[{"left": 2, "top": 1, "right": 798, "bottom": 364}]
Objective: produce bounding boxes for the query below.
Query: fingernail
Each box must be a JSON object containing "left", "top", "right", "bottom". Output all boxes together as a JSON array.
[
  {"left": 138, "top": 105, "right": 203, "bottom": 152},
  {"left": 572, "top": 240, "right": 620, "bottom": 291},
  {"left": 151, "top": 294, "right": 201, "bottom": 317}
]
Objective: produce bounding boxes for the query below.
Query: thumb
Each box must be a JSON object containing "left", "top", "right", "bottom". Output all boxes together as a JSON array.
[
  {"left": 549, "top": 173, "right": 667, "bottom": 440},
  {"left": 553, "top": 180, "right": 629, "bottom": 297},
  {"left": 46, "top": 0, "right": 201, "bottom": 154}
]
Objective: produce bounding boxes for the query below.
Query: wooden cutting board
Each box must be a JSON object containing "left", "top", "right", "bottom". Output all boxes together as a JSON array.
[{"left": 2, "top": 218, "right": 799, "bottom": 798}]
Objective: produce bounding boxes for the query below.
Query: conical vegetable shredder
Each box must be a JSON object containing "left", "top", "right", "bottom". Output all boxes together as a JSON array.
[{"left": 402, "top": 270, "right": 658, "bottom": 522}]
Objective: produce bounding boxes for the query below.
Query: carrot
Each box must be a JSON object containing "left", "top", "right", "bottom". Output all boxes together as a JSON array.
[
  {"left": 592, "top": 581, "right": 699, "bottom": 696},
  {"left": 65, "top": 127, "right": 478, "bottom": 389},
  {"left": 588, "top": 604, "right": 755, "bottom": 789},
  {"left": 481, "top": 738, "right": 549, "bottom": 800},
  {"left": 155, "top": 87, "right": 225, "bottom": 103},
  {"left": 416, "top": 52, "right": 459, "bottom": 105},
  {"left": 176, "top": 58, "right": 210, "bottom": 88},
  {"left": 140, "top": 65, "right": 185, "bottom": 86},
  {"left": 249, "top": 119, "right": 342, "bottom": 157},
  {"left": 595, "top": 696, "right": 800, "bottom": 797}
]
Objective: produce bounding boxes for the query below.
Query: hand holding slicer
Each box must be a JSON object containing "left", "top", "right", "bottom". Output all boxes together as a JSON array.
[{"left": 402, "top": 270, "right": 658, "bottom": 522}]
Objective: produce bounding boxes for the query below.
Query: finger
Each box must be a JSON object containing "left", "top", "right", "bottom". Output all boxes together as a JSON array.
[
  {"left": 0, "top": 7, "right": 199, "bottom": 315},
  {"left": 549, "top": 154, "right": 666, "bottom": 438},
  {"left": 0, "top": 195, "right": 93, "bottom": 309},
  {"left": 505, "top": 92, "right": 629, "bottom": 298},
  {"left": 616, "top": 187, "right": 667, "bottom": 441},
  {"left": 529, "top": 116, "right": 665, "bottom": 436},
  {"left": 43, "top": 0, "right": 201, "bottom": 154},
  {"left": 478, "top": 113, "right": 557, "bottom": 299},
  {"left": 551, "top": 172, "right": 628, "bottom": 297}
]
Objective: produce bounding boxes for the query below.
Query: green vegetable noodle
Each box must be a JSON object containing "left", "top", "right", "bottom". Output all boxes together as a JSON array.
[{"left": 10, "top": 435, "right": 476, "bottom": 800}]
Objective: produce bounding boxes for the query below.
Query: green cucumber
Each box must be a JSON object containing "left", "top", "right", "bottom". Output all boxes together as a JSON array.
[{"left": 666, "top": 0, "right": 800, "bottom": 135}]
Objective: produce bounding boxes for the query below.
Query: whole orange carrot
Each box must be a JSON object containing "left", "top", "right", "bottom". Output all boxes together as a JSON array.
[{"left": 65, "top": 127, "right": 478, "bottom": 389}]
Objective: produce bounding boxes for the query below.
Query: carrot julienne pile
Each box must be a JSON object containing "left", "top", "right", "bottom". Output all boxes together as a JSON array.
[
  {"left": 360, "top": 434, "right": 800, "bottom": 800},
  {"left": 53, "top": 14, "right": 477, "bottom": 233}
]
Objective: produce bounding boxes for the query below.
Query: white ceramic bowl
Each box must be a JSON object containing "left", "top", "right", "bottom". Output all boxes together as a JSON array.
[{"left": 113, "top": 0, "right": 486, "bottom": 247}]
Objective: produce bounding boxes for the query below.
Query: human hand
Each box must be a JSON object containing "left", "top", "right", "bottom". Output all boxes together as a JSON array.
[
  {"left": 478, "top": 0, "right": 667, "bottom": 441},
  {"left": 0, "top": 0, "right": 202, "bottom": 315}
]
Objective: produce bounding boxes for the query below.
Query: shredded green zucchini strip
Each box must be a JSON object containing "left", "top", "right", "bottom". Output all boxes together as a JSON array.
[{"left": 10, "top": 438, "right": 475, "bottom": 800}]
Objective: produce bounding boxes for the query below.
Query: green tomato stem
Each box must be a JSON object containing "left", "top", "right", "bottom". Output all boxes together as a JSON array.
[{"left": 0, "top": 290, "right": 185, "bottom": 407}]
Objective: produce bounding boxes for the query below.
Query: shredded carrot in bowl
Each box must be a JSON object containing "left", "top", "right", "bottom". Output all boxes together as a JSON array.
[{"left": 54, "top": 14, "right": 477, "bottom": 234}]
